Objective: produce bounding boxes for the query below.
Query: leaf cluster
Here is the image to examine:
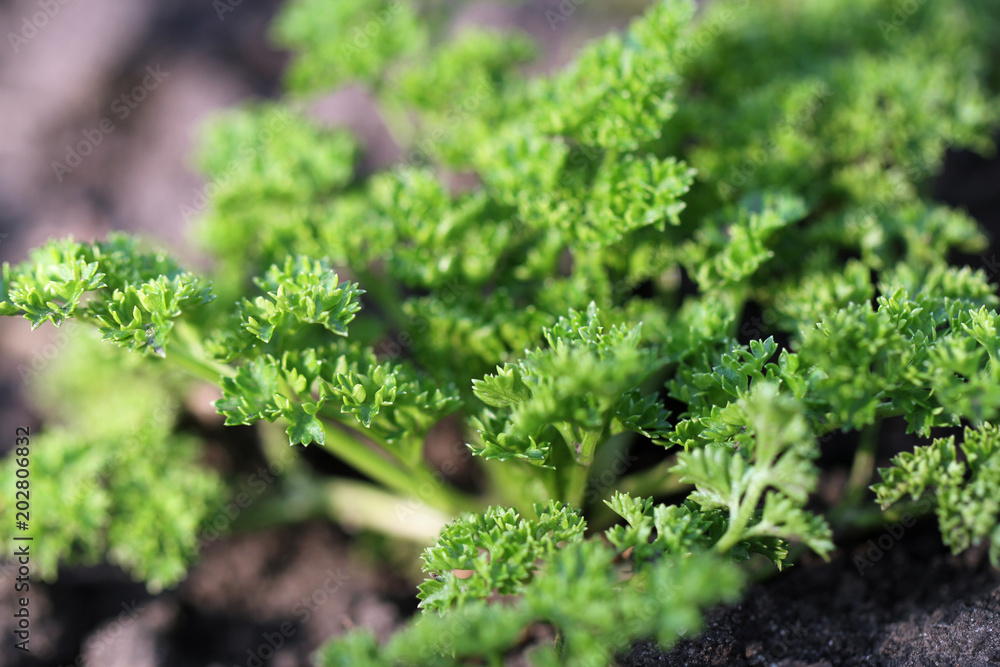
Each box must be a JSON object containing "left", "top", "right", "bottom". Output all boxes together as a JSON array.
[
  {"left": 874, "top": 423, "right": 1000, "bottom": 565},
  {"left": 3, "top": 0, "right": 1000, "bottom": 664}
]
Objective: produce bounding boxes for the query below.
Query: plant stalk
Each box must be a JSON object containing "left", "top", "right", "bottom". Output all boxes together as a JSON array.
[
  {"left": 320, "top": 421, "right": 478, "bottom": 515},
  {"left": 231, "top": 474, "right": 450, "bottom": 542},
  {"left": 843, "top": 421, "right": 880, "bottom": 507},
  {"left": 562, "top": 428, "right": 604, "bottom": 507},
  {"left": 167, "top": 321, "right": 236, "bottom": 383}
]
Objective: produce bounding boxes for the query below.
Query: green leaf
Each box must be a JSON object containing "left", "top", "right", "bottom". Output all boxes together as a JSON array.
[
  {"left": 418, "top": 501, "right": 586, "bottom": 614},
  {"left": 216, "top": 357, "right": 283, "bottom": 426},
  {"left": 243, "top": 255, "right": 363, "bottom": 341}
]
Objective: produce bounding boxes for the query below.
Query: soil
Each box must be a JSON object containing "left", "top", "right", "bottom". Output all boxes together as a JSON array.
[
  {"left": 629, "top": 521, "right": 1000, "bottom": 666},
  {"left": 2, "top": 521, "right": 412, "bottom": 667},
  {"left": 1, "top": 1, "right": 999, "bottom": 666}
]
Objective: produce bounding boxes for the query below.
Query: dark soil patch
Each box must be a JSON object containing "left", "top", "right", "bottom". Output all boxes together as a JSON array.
[
  {"left": 3, "top": 521, "right": 412, "bottom": 667},
  {"left": 626, "top": 521, "right": 1000, "bottom": 666}
]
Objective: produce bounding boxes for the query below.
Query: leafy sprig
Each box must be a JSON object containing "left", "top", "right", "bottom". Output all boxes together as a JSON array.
[{"left": 874, "top": 423, "right": 1000, "bottom": 566}]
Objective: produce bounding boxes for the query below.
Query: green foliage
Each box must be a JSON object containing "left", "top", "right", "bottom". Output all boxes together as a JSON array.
[
  {"left": 418, "top": 502, "right": 586, "bottom": 613},
  {"left": 241, "top": 256, "right": 363, "bottom": 342},
  {"left": 470, "top": 304, "right": 666, "bottom": 472},
  {"left": 319, "top": 534, "right": 742, "bottom": 667},
  {"left": 192, "top": 105, "right": 357, "bottom": 300},
  {"left": 604, "top": 494, "right": 720, "bottom": 566},
  {"left": 673, "top": 383, "right": 833, "bottom": 563},
  {"left": 0, "top": 234, "right": 213, "bottom": 356},
  {"left": 531, "top": 0, "right": 693, "bottom": 151},
  {"left": 0, "top": 334, "right": 224, "bottom": 591},
  {"left": 272, "top": 0, "right": 427, "bottom": 93},
  {"left": 874, "top": 423, "right": 1000, "bottom": 566},
  {"left": 3, "top": 0, "right": 1000, "bottom": 663}
]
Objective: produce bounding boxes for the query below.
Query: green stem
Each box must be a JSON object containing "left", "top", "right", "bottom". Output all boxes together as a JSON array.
[
  {"left": 232, "top": 475, "right": 450, "bottom": 542},
  {"left": 259, "top": 421, "right": 308, "bottom": 474},
  {"left": 563, "top": 428, "right": 604, "bottom": 507},
  {"left": 323, "top": 478, "right": 451, "bottom": 541},
  {"left": 320, "top": 421, "right": 476, "bottom": 514},
  {"left": 167, "top": 321, "right": 235, "bottom": 383},
  {"left": 715, "top": 475, "right": 768, "bottom": 555},
  {"left": 578, "top": 429, "right": 603, "bottom": 468},
  {"left": 241, "top": 422, "right": 455, "bottom": 541},
  {"left": 844, "top": 421, "right": 880, "bottom": 506},
  {"left": 482, "top": 459, "right": 551, "bottom": 513},
  {"left": 355, "top": 266, "right": 412, "bottom": 335},
  {"left": 616, "top": 457, "right": 688, "bottom": 499}
]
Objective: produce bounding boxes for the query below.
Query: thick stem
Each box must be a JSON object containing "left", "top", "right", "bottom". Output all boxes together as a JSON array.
[
  {"left": 240, "top": 413, "right": 461, "bottom": 540},
  {"left": 323, "top": 478, "right": 451, "bottom": 541},
  {"left": 615, "top": 456, "right": 688, "bottom": 499},
  {"left": 563, "top": 428, "right": 604, "bottom": 507},
  {"left": 231, "top": 475, "right": 450, "bottom": 542},
  {"left": 167, "top": 321, "right": 235, "bottom": 383},
  {"left": 482, "top": 459, "right": 551, "bottom": 513},
  {"left": 320, "top": 421, "right": 477, "bottom": 515},
  {"left": 843, "top": 421, "right": 880, "bottom": 506}
]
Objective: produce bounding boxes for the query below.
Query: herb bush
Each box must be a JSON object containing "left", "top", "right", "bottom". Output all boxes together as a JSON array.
[{"left": 3, "top": 0, "right": 1000, "bottom": 663}]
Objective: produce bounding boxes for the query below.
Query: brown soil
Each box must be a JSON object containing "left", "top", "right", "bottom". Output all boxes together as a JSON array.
[{"left": 2, "top": 521, "right": 413, "bottom": 667}]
